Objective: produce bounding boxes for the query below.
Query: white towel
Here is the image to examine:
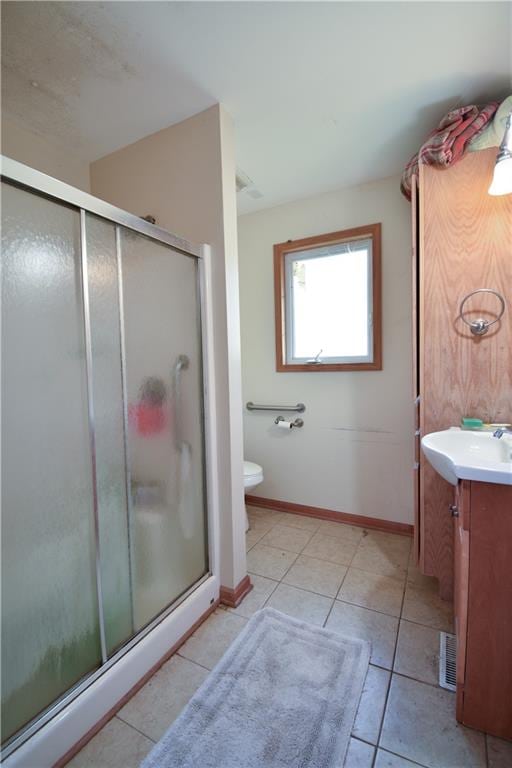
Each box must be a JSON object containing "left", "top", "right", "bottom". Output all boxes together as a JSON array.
[{"left": 177, "top": 441, "right": 195, "bottom": 540}]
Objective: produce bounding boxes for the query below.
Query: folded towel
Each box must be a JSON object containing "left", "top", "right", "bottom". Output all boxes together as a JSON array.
[
  {"left": 401, "top": 102, "right": 499, "bottom": 200},
  {"left": 468, "top": 95, "right": 512, "bottom": 152}
]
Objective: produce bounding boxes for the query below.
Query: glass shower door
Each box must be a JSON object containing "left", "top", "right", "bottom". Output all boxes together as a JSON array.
[
  {"left": 84, "top": 213, "right": 134, "bottom": 655},
  {"left": 1, "top": 183, "right": 102, "bottom": 743},
  {"left": 119, "top": 229, "right": 208, "bottom": 630},
  {"left": 1, "top": 171, "right": 210, "bottom": 753}
]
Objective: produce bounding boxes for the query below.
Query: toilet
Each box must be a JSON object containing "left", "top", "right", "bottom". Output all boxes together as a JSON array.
[{"left": 243, "top": 460, "right": 264, "bottom": 531}]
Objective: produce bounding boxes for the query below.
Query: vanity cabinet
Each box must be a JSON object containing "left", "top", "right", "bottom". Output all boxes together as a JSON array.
[
  {"left": 454, "top": 480, "right": 512, "bottom": 739},
  {"left": 411, "top": 148, "right": 512, "bottom": 599}
]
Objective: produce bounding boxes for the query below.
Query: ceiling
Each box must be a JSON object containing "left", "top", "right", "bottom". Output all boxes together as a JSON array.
[{"left": 2, "top": 2, "right": 511, "bottom": 213}]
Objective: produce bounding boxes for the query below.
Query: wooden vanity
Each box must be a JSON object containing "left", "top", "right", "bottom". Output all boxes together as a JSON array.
[
  {"left": 411, "top": 149, "right": 512, "bottom": 599},
  {"left": 453, "top": 479, "right": 512, "bottom": 739},
  {"left": 411, "top": 137, "right": 512, "bottom": 742}
]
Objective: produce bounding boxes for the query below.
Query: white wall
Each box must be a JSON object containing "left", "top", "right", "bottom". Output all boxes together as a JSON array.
[
  {"left": 1, "top": 116, "right": 90, "bottom": 191},
  {"left": 91, "top": 105, "right": 246, "bottom": 589},
  {"left": 238, "top": 175, "right": 414, "bottom": 524}
]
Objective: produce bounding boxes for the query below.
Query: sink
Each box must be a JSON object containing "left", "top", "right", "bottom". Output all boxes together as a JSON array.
[{"left": 421, "top": 428, "right": 512, "bottom": 486}]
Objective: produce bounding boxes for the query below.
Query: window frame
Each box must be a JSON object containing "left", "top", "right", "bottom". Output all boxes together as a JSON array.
[{"left": 274, "top": 223, "right": 382, "bottom": 372}]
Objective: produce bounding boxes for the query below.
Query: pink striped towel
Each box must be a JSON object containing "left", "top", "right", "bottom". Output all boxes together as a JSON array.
[{"left": 400, "top": 102, "right": 499, "bottom": 200}]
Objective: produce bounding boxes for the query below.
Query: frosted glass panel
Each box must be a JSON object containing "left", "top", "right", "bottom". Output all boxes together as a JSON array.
[
  {"left": 85, "top": 214, "right": 133, "bottom": 654},
  {"left": 1, "top": 178, "right": 210, "bottom": 748},
  {"left": 120, "top": 230, "right": 208, "bottom": 630},
  {"left": 1, "top": 183, "right": 101, "bottom": 742}
]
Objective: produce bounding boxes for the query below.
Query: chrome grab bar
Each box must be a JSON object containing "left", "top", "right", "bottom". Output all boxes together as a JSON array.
[{"left": 246, "top": 402, "right": 305, "bottom": 413}]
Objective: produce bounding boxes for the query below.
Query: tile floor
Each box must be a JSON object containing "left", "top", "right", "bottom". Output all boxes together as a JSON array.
[{"left": 68, "top": 507, "right": 512, "bottom": 768}]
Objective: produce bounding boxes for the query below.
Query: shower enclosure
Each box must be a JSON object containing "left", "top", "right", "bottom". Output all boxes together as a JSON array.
[{"left": 1, "top": 157, "right": 218, "bottom": 763}]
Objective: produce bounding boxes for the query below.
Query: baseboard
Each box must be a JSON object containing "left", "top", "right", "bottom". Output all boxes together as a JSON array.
[
  {"left": 55, "top": 598, "right": 220, "bottom": 768},
  {"left": 219, "top": 575, "right": 253, "bottom": 608},
  {"left": 245, "top": 495, "right": 413, "bottom": 537}
]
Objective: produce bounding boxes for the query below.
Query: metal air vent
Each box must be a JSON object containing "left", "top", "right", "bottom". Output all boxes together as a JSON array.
[{"left": 439, "top": 631, "right": 457, "bottom": 691}]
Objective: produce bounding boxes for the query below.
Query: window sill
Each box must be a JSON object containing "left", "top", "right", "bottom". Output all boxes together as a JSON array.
[{"left": 276, "top": 360, "right": 382, "bottom": 372}]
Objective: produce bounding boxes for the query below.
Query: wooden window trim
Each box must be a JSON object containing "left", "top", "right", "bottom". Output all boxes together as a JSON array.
[{"left": 274, "top": 223, "right": 382, "bottom": 372}]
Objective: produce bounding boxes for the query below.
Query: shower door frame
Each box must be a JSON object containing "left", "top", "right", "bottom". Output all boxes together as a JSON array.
[{"left": 0, "top": 156, "right": 221, "bottom": 766}]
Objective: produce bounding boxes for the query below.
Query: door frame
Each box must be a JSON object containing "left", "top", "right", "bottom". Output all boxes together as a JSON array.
[{"left": 0, "top": 156, "right": 221, "bottom": 766}]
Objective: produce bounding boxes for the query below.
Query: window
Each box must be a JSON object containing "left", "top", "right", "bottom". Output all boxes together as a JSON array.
[{"left": 274, "top": 224, "right": 382, "bottom": 371}]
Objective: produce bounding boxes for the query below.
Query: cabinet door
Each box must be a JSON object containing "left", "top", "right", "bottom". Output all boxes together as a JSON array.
[
  {"left": 453, "top": 481, "right": 470, "bottom": 721},
  {"left": 463, "top": 483, "right": 512, "bottom": 738}
]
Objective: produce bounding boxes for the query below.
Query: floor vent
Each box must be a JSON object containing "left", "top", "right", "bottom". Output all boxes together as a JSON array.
[{"left": 439, "top": 631, "right": 457, "bottom": 691}]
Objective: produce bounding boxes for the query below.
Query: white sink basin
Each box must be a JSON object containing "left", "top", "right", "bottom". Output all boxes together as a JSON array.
[{"left": 421, "top": 428, "right": 512, "bottom": 486}]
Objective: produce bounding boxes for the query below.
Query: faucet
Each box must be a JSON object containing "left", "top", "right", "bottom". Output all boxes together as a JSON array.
[{"left": 493, "top": 427, "right": 512, "bottom": 438}]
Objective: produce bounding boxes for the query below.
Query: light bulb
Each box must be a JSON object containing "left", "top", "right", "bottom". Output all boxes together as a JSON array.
[
  {"left": 488, "top": 111, "right": 512, "bottom": 196},
  {"left": 488, "top": 156, "right": 512, "bottom": 195}
]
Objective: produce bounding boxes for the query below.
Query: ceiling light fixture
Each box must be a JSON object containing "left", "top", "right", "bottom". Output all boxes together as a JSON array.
[{"left": 488, "top": 111, "right": 512, "bottom": 195}]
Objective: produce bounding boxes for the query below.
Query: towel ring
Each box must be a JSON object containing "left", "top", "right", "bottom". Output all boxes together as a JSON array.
[{"left": 459, "top": 289, "right": 506, "bottom": 336}]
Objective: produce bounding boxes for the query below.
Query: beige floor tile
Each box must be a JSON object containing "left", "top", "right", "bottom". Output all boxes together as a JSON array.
[
  {"left": 380, "top": 675, "right": 486, "bottom": 768},
  {"left": 374, "top": 750, "right": 423, "bottom": 768},
  {"left": 402, "top": 583, "right": 454, "bottom": 633},
  {"left": 178, "top": 608, "right": 247, "bottom": 669},
  {"left": 487, "top": 735, "right": 512, "bottom": 768},
  {"left": 338, "top": 568, "right": 404, "bottom": 617},
  {"left": 67, "top": 716, "right": 154, "bottom": 768},
  {"left": 246, "top": 527, "right": 266, "bottom": 551},
  {"left": 246, "top": 505, "right": 280, "bottom": 519},
  {"left": 118, "top": 655, "right": 208, "bottom": 741},
  {"left": 247, "top": 514, "right": 276, "bottom": 534},
  {"left": 326, "top": 600, "right": 399, "bottom": 669},
  {"left": 352, "top": 664, "right": 390, "bottom": 744},
  {"left": 351, "top": 548, "right": 407, "bottom": 582},
  {"left": 227, "top": 573, "right": 279, "bottom": 618},
  {"left": 317, "top": 520, "right": 365, "bottom": 542},
  {"left": 361, "top": 531, "right": 412, "bottom": 551},
  {"left": 394, "top": 620, "right": 439, "bottom": 686},
  {"left": 278, "top": 512, "right": 322, "bottom": 532},
  {"left": 265, "top": 583, "right": 333, "bottom": 626},
  {"left": 259, "top": 524, "right": 313, "bottom": 553},
  {"left": 283, "top": 554, "right": 347, "bottom": 597},
  {"left": 302, "top": 532, "right": 358, "bottom": 565},
  {"left": 344, "top": 738, "right": 375, "bottom": 768},
  {"left": 247, "top": 543, "right": 298, "bottom": 580},
  {"left": 351, "top": 534, "right": 410, "bottom": 581},
  {"left": 406, "top": 561, "right": 439, "bottom": 590}
]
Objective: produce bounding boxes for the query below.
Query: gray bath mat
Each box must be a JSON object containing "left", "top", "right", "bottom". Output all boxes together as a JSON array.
[{"left": 141, "top": 607, "right": 370, "bottom": 768}]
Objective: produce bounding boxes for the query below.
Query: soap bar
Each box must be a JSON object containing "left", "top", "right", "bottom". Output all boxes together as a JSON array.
[{"left": 461, "top": 417, "right": 483, "bottom": 430}]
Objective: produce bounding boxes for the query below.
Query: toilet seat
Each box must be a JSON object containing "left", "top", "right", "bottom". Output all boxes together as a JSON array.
[{"left": 243, "top": 460, "right": 263, "bottom": 487}]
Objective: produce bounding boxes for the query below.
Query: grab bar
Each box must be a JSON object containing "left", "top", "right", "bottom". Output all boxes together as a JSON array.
[
  {"left": 172, "top": 354, "right": 190, "bottom": 448},
  {"left": 246, "top": 402, "right": 306, "bottom": 413}
]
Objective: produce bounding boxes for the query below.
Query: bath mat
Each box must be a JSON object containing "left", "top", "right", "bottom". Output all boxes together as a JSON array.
[{"left": 141, "top": 607, "right": 370, "bottom": 768}]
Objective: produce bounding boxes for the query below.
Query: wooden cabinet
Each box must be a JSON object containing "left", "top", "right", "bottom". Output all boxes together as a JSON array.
[
  {"left": 412, "top": 149, "right": 512, "bottom": 598},
  {"left": 454, "top": 480, "right": 512, "bottom": 739}
]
